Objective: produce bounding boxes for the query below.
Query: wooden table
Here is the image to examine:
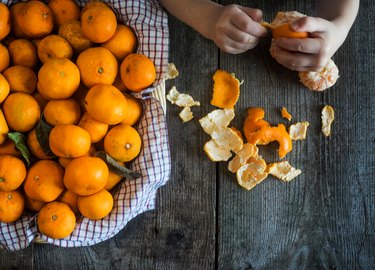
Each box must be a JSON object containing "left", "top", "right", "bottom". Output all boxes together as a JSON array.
[{"left": 1, "top": 1, "right": 374, "bottom": 269}]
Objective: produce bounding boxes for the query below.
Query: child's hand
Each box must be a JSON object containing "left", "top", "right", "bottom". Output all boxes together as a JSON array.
[
  {"left": 272, "top": 16, "right": 348, "bottom": 71},
  {"left": 211, "top": 5, "right": 268, "bottom": 54}
]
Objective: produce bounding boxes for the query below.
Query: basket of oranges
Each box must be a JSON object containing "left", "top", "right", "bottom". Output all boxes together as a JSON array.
[{"left": 0, "top": 0, "right": 170, "bottom": 250}]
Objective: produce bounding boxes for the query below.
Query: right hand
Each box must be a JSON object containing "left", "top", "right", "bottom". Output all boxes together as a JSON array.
[{"left": 210, "top": 5, "right": 268, "bottom": 54}]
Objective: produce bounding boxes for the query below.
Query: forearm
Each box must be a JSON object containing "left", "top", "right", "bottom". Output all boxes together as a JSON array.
[
  {"left": 317, "top": 0, "right": 359, "bottom": 29},
  {"left": 159, "top": 0, "right": 222, "bottom": 40}
]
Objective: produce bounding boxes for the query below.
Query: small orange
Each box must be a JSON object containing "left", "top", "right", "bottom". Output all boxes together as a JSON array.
[
  {"left": 17, "top": 1, "right": 54, "bottom": 39},
  {"left": 104, "top": 124, "right": 142, "bottom": 162},
  {"left": 2, "top": 65, "right": 37, "bottom": 94},
  {"left": 24, "top": 160, "right": 65, "bottom": 202},
  {"left": 37, "top": 35, "right": 73, "bottom": 64},
  {"left": 0, "top": 73, "right": 10, "bottom": 103},
  {"left": 0, "top": 3, "right": 11, "bottom": 40},
  {"left": 0, "top": 109, "right": 9, "bottom": 145},
  {"left": 0, "top": 155, "right": 27, "bottom": 191},
  {"left": 27, "top": 128, "right": 53, "bottom": 160},
  {"left": 271, "top": 23, "right": 308, "bottom": 38},
  {"left": 24, "top": 194, "right": 46, "bottom": 212},
  {"left": 48, "top": 0, "right": 80, "bottom": 29},
  {"left": 0, "top": 139, "right": 21, "bottom": 157},
  {"left": 81, "top": 1, "right": 111, "bottom": 14},
  {"left": 121, "top": 94, "right": 143, "bottom": 126},
  {"left": 0, "top": 190, "right": 25, "bottom": 223},
  {"left": 58, "top": 19, "right": 92, "bottom": 54},
  {"left": 101, "top": 24, "right": 137, "bottom": 62},
  {"left": 76, "top": 47, "right": 118, "bottom": 88},
  {"left": 58, "top": 189, "right": 79, "bottom": 215},
  {"left": 104, "top": 161, "right": 124, "bottom": 190},
  {"left": 63, "top": 156, "right": 109, "bottom": 196},
  {"left": 3, "top": 92, "right": 40, "bottom": 132},
  {"left": 37, "top": 57, "right": 80, "bottom": 99},
  {"left": 44, "top": 98, "right": 81, "bottom": 126},
  {"left": 10, "top": 2, "right": 27, "bottom": 38},
  {"left": 0, "top": 42, "right": 10, "bottom": 72},
  {"left": 81, "top": 4, "right": 117, "bottom": 43},
  {"left": 77, "top": 189, "right": 113, "bottom": 220},
  {"left": 78, "top": 112, "right": 108, "bottom": 143},
  {"left": 49, "top": 124, "right": 91, "bottom": 158},
  {"left": 84, "top": 84, "right": 127, "bottom": 125},
  {"left": 8, "top": 39, "right": 38, "bottom": 69},
  {"left": 37, "top": 202, "right": 76, "bottom": 239},
  {"left": 120, "top": 53, "right": 156, "bottom": 92}
]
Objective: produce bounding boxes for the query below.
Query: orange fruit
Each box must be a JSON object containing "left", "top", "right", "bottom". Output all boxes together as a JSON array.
[
  {"left": 84, "top": 84, "right": 127, "bottom": 125},
  {"left": 63, "top": 156, "right": 109, "bottom": 196},
  {"left": 24, "top": 194, "right": 46, "bottom": 212},
  {"left": 0, "top": 190, "right": 25, "bottom": 223},
  {"left": 0, "top": 3, "right": 11, "bottom": 40},
  {"left": 37, "top": 202, "right": 76, "bottom": 239},
  {"left": 271, "top": 23, "right": 308, "bottom": 38},
  {"left": 10, "top": 2, "right": 27, "bottom": 38},
  {"left": 24, "top": 160, "right": 65, "bottom": 202},
  {"left": 0, "top": 73, "right": 10, "bottom": 103},
  {"left": 8, "top": 39, "right": 38, "bottom": 69},
  {"left": 0, "top": 155, "right": 27, "bottom": 191},
  {"left": 0, "top": 139, "right": 21, "bottom": 157},
  {"left": 78, "top": 112, "right": 108, "bottom": 143},
  {"left": 0, "top": 109, "right": 9, "bottom": 145},
  {"left": 37, "top": 34, "right": 73, "bottom": 64},
  {"left": 37, "top": 57, "right": 80, "bottom": 99},
  {"left": 58, "top": 19, "right": 92, "bottom": 54},
  {"left": 2, "top": 65, "right": 37, "bottom": 94},
  {"left": 49, "top": 124, "right": 91, "bottom": 158},
  {"left": 0, "top": 42, "right": 10, "bottom": 72},
  {"left": 77, "top": 189, "right": 113, "bottom": 220},
  {"left": 3, "top": 92, "right": 40, "bottom": 132},
  {"left": 81, "top": 1, "right": 111, "bottom": 14},
  {"left": 47, "top": 0, "right": 80, "bottom": 29},
  {"left": 81, "top": 4, "right": 117, "bottom": 43},
  {"left": 76, "top": 47, "right": 118, "bottom": 88},
  {"left": 101, "top": 24, "right": 137, "bottom": 62},
  {"left": 104, "top": 161, "right": 124, "bottom": 190},
  {"left": 104, "top": 124, "right": 142, "bottom": 162},
  {"left": 17, "top": 1, "right": 54, "bottom": 39},
  {"left": 27, "top": 128, "right": 53, "bottom": 160},
  {"left": 58, "top": 189, "right": 79, "bottom": 215},
  {"left": 121, "top": 95, "right": 143, "bottom": 126},
  {"left": 120, "top": 53, "right": 156, "bottom": 92},
  {"left": 44, "top": 98, "right": 81, "bottom": 126}
]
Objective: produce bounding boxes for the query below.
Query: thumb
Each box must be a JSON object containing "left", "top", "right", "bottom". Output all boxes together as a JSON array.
[
  {"left": 238, "top": 7, "right": 263, "bottom": 22},
  {"left": 291, "top": 16, "right": 329, "bottom": 33}
]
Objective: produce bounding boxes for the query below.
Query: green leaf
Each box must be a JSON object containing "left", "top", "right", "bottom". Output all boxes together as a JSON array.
[
  {"left": 8, "top": 132, "right": 31, "bottom": 165},
  {"left": 35, "top": 118, "right": 56, "bottom": 158},
  {"left": 95, "top": 151, "right": 141, "bottom": 180}
]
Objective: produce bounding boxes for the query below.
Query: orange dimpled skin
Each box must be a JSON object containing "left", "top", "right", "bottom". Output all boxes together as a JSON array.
[
  {"left": 2, "top": 65, "right": 37, "bottom": 94},
  {"left": 8, "top": 39, "right": 38, "bottom": 69},
  {"left": 0, "top": 155, "right": 27, "bottom": 192},
  {"left": 49, "top": 124, "right": 91, "bottom": 158},
  {"left": 0, "top": 190, "right": 25, "bottom": 223},
  {"left": 47, "top": 0, "right": 80, "bottom": 29},
  {"left": 24, "top": 160, "right": 65, "bottom": 202},
  {"left": 0, "top": 3, "right": 11, "bottom": 41},
  {"left": 77, "top": 189, "right": 113, "bottom": 220},
  {"left": 272, "top": 23, "right": 308, "bottom": 39},
  {"left": 63, "top": 156, "right": 109, "bottom": 196},
  {"left": 44, "top": 98, "right": 81, "bottom": 126},
  {"left": 0, "top": 43, "right": 10, "bottom": 72},
  {"left": 37, "top": 35, "right": 73, "bottom": 64},
  {"left": 37, "top": 202, "right": 76, "bottom": 239}
]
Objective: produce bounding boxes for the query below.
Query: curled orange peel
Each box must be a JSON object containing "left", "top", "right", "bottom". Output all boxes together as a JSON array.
[
  {"left": 261, "top": 21, "right": 308, "bottom": 39},
  {"left": 247, "top": 124, "right": 292, "bottom": 159},
  {"left": 243, "top": 108, "right": 270, "bottom": 142},
  {"left": 211, "top": 69, "right": 240, "bottom": 109}
]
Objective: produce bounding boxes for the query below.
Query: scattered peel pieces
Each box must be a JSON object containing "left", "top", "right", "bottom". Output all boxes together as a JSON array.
[
  {"left": 267, "top": 161, "right": 302, "bottom": 182},
  {"left": 166, "top": 86, "right": 200, "bottom": 107},
  {"left": 165, "top": 63, "right": 179, "bottom": 80},
  {"left": 243, "top": 107, "right": 270, "bottom": 142},
  {"left": 228, "top": 143, "right": 259, "bottom": 173},
  {"left": 204, "top": 139, "right": 232, "bottom": 162},
  {"left": 322, "top": 105, "right": 335, "bottom": 136},
  {"left": 179, "top": 107, "right": 193, "bottom": 123},
  {"left": 199, "top": 109, "right": 235, "bottom": 135},
  {"left": 211, "top": 69, "right": 240, "bottom": 109},
  {"left": 236, "top": 156, "right": 268, "bottom": 190},
  {"left": 211, "top": 127, "right": 243, "bottom": 153},
  {"left": 299, "top": 59, "right": 339, "bottom": 92},
  {"left": 281, "top": 107, "right": 292, "bottom": 121},
  {"left": 289, "top": 121, "right": 309, "bottom": 140}
]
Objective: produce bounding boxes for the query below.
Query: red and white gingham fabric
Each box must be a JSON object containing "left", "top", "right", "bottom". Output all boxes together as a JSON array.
[{"left": 0, "top": 0, "right": 171, "bottom": 251}]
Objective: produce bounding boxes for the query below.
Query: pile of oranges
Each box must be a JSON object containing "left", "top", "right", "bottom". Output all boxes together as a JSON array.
[{"left": 0, "top": 0, "right": 157, "bottom": 239}]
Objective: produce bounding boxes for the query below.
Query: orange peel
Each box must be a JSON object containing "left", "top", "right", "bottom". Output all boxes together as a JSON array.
[
  {"left": 236, "top": 156, "right": 268, "bottom": 190},
  {"left": 228, "top": 143, "right": 259, "bottom": 173},
  {"left": 289, "top": 121, "right": 309, "bottom": 140},
  {"left": 243, "top": 107, "right": 270, "bottom": 143},
  {"left": 211, "top": 69, "right": 240, "bottom": 109},
  {"left": 321, "top": 105, "right": 335, "bottom": 136},
  {"left": 261, "top": 21, "right": 308, "bottom": 38},
  {"left": 267, "top": 161, "right": 301, "bottom": 182},
  {"left": 281, "top": 107, "right": 292, "bottom": 121}
]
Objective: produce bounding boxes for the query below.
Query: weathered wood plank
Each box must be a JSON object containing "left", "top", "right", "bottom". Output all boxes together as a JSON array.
[{"left": 217, "top": 0, "right": 375, "bottom": 269}]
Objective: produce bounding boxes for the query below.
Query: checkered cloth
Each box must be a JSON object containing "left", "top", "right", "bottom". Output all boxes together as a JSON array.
[{"left": 0, "top": 0, "right": 171, "bottom": 251}]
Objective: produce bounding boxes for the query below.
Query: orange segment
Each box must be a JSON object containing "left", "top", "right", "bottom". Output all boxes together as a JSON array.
[{"left": 211, "top": 69, "right": 240, "bottom": 109}]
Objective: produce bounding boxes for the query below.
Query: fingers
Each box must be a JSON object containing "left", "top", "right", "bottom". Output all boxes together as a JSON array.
[
  {"left": 230, "top": 9, "right": 268, "bottom": 37},
  {"left": 275, "top": 37, "right": 322, "bottom": 54},
  {"left": 291, "top": 16, "right": 330, "bottom": 33},
  {"left": 238, "top": 7, "right": 263, "bottom": 22},
  {"left": 217, "top": 33, "right": 260, "bottom": 54}
]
